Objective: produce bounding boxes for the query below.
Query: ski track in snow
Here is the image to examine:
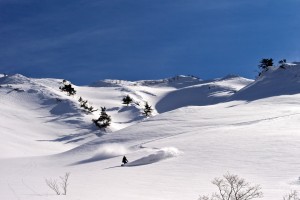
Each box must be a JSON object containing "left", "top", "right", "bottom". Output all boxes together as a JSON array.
[
  {"left": 231, "top": 113, "right": 300, "bottom": 126},
  {"left": 135, "top": 112, "right": 300, "bottom": 150},
  {"left": 7, "top": 181, "right": 20, "bottom": 200}
]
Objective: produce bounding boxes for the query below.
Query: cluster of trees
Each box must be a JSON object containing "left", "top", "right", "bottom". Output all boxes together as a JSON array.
[
  {"left": 59, "top": 80, "right": 76, "bottom": 95},
  {"left": 91, "top": 95, "right": 153, "bottom": 129},
  {"left": 59, "top": 80, "right": 153, "bottom": 131},
  {"left": 59, "top": 80, "right": 111, "bottom": 130},
  {"left": 258, "top": 58, "right": 288, "bottom": 76},
  {"left": 78, "top": 97, "right": 98, "bottom": 113},
  {"left": 122, "top": 94, "right": 153, "bottom": 117}
]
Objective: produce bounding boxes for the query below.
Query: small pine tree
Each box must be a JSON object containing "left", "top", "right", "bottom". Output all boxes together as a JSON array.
[
  {"left": 143, "top": 102, "right": 153, "bottom": 117},
  {"left": 279, "top": 59, "right": 287, "bottom": 69},
  {"left": 80, "top": 100, "right": 88, "bottom": 109},
  {"left": 78, "top": 97, "right": 83, "bottom": 102},
  {"left": 122, "top": 95, "right": 133, "bottom": 106},
  {"left": 93, "top": 107, "right": 111, "bottom": 128},
  {"left": 258, "top": 58, "right": 273, "bottom": 71},
  {"left": 59, "top": 80, "right": 76, "bottom": 95},
  {"left": 88, "top": 106, "right": 97, "bottom": 112}
]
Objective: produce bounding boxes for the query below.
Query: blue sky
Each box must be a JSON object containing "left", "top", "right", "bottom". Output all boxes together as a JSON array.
[{"left": 0, "top": 0, "right": 300, "bottom": 85}]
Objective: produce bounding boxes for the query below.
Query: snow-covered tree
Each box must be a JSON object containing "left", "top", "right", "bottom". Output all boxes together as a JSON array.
[
  {"left": 88, "top": 106, "right": 97, "bottom": 113},
  {"left": 143, "top": 102, "right": 153, "bottom": 117},
  {"left": 258, "top": 58, "right": 273, "bottom": 71},
  {"left": 279, "top": 59, "right": 287, "bottom": 69},
  {"left": 59, "top": 80, "right": 76, "bottom": 95},
  {"left": 122, "top": 95, "right": 133, "bottom": 106},
  {"left": 80, "top": 100, "right": 89, "bottom": 109},
  {"left": 93, "top": 107, "right": 111, "bottom": 129}
]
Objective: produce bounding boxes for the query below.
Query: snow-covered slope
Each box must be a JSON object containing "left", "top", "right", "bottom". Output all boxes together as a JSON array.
[
  {"left": 232, "top": 63, "right": 300, "bottom": 101},
  {"left": 0, "top": 74, "right": 251, "bottom": 158},
  {"left": 0, "top": 74, "right": 98, "bottom": 158},
  {"left": 3, "top": 67, "right": 300, "bottom": 200},
  {"left": 156, "top": 75, "right": 252, "bottom": 112}
]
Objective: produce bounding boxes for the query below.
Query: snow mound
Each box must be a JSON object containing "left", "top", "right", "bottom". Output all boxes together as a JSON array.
[
  {"left": 0, "top": 74, "right": 31, "bottom": 85},
  {"left": 156, "top": 76, "right": 252, "bottom": 112},
  {"left": 126, "top": 147, "right": 181, "bottom": 166}
]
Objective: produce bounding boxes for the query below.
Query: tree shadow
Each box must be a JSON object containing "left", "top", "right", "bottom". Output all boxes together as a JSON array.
[{"left": 36, "top": 126, "right": 103, "bottom": 144}]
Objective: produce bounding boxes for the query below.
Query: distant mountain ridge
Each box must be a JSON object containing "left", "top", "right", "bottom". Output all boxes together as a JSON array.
[{"left": 90, "top": 75, "right": 202, "bottom": 88}]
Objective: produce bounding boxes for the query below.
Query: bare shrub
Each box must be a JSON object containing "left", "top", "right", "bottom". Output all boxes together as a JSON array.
[
  {"left": 283, "top": 191, "right": 300, "bottom": 200},
  {"left": 199, "top": 173, "right": 263, "bottom": 200},
  {"left": 45, "top": 172, "right": 70, "bottom": 195},
  {"left": 60, "top": 172, "right": 70, "bottom": 195},
  {"left": 45, "top": 178, "right": 60, "bottom": 195}
]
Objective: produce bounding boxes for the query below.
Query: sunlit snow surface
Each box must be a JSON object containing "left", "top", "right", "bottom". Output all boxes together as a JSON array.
[{"left": 2, "top": 66, "right": 300, "bottom": 200}]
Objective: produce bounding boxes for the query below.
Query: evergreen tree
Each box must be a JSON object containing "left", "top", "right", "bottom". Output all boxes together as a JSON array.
[
  {"left": 279, "top": 59, "right": 287, "bottom": 69},
  {"left": 80, "top": 100, "right": 89, "bottom": 109},
  {"left": 78, "top": 97, "right": 83, "bottom": 102},
  {"left": 59, "top": 80, "right": 76, "bottom": 95},
  {"left": 88, "top": 106, "right": 97, "bottom": 113},
  {"left": 122, "top": 95, "right": 133, "bottom": 106},
  {"left": 93, "top": 107, "right": 111, "bottom": 128},
  {"left": 143, "top": 102, "right": 153, "bottom": 117},
  {"left": 258, "top": 58, "right": 273, "bottom": 71}
]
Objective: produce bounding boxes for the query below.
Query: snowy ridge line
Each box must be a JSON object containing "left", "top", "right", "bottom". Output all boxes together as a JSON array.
[{"left": 90, "top": 75, "right": 202, "bottom": 87}]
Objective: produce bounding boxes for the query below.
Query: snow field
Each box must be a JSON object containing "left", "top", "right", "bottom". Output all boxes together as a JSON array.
[{"left": 2, "top": 66, "right": 300, "bottom": 200}]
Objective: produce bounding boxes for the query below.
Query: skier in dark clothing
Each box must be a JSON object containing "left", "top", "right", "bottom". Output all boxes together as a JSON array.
[{"left": 122, "top": 155, "right": 128, "bottom": 165}]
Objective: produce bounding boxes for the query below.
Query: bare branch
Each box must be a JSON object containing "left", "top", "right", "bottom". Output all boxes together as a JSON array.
[
  {"left": 200, "top": 173, "right": 263, "bottom": 200},
  {"left": 60, "top": 172, "right": 70, "bottom": 195},
  {"left": 283, "top": 191, "right": 300, "bottom": 200},
  {"left": 45, "top": 178, "right": 60, "bottom": 195},
  {"left": 45, "top": 172, "right": 71, "bottom": 195},
  {"left": 198, "top": 195, "right": 211, "bottom": 200}
]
